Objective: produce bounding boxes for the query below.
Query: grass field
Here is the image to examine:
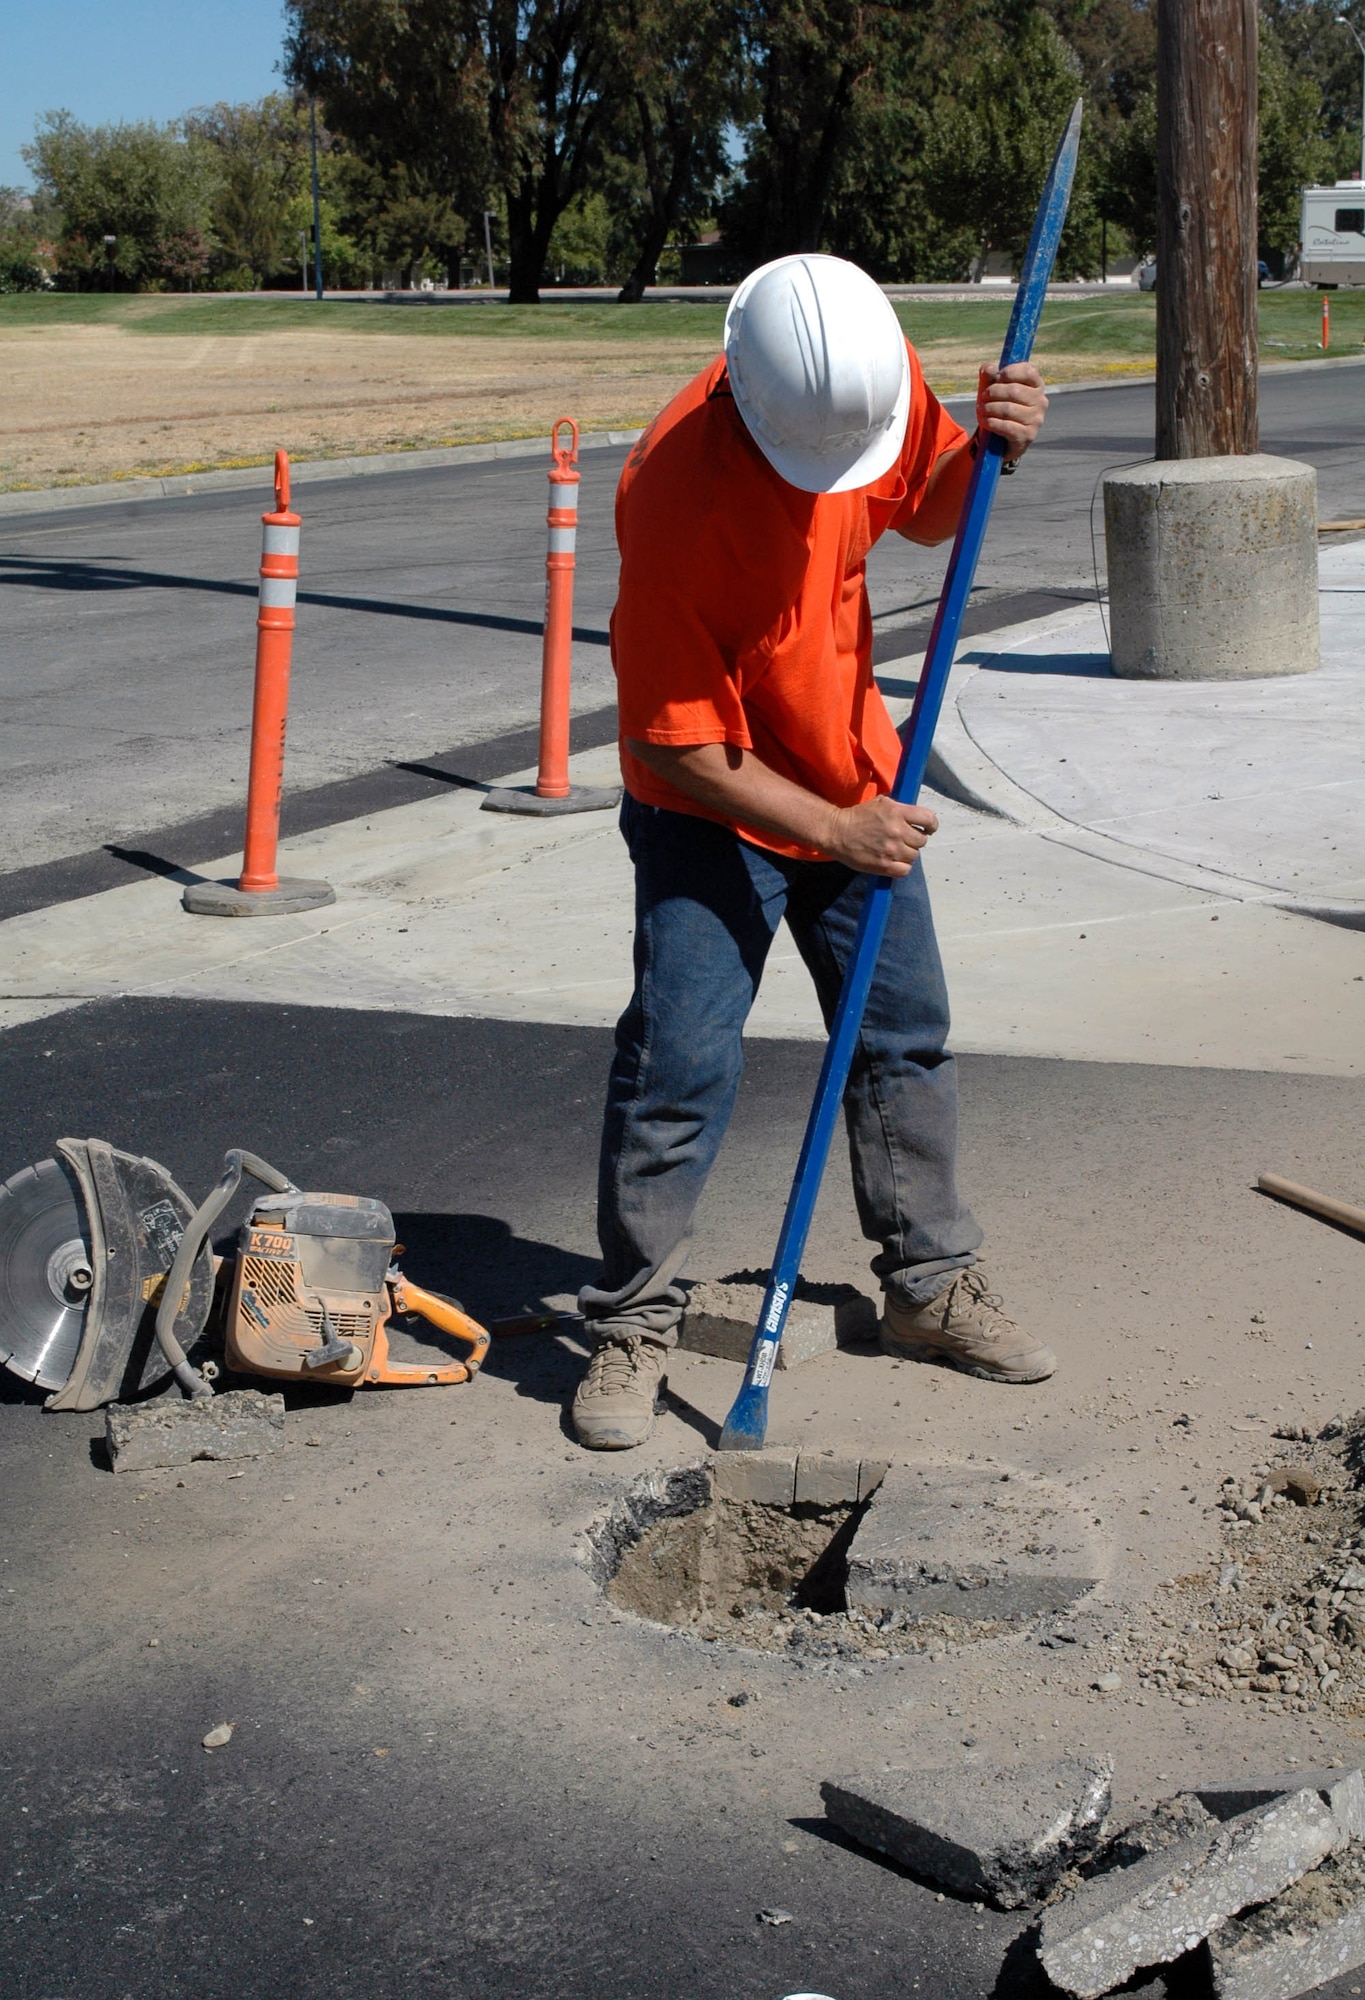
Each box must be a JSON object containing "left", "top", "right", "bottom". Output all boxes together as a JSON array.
[{"left": 1, "top": 288, "right": 1359, "bottom": 492}]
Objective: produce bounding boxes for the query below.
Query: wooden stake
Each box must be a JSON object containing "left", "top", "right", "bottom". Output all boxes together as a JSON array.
[{"left": 1155, "top": 0, "right": 1259, "bottom": 459}]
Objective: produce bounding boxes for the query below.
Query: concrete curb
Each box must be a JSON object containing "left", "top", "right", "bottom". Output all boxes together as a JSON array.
[
  {"left": 0, "top": 427, "right": 647, "bottom": 520},
  {"left": 925, "top": 598, "right": 1365, "bottom": 931}
]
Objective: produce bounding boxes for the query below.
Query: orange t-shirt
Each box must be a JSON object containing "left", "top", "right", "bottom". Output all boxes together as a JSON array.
[{"left": 611, "top": 343, "right": 968, "bottom": 861}]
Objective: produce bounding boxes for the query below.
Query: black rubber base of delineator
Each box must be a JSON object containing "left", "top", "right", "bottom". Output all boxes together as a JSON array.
[
  {"left": 181, "top": 876, "right": 337, "bottom": 916},
  {"left": 480, "top": 784, "right": 622, "bottom": 817}
]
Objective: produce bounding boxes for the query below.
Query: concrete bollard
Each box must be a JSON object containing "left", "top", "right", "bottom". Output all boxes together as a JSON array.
[{"left": 1103, "top": 454, "right": 1319, "bottom": 680}]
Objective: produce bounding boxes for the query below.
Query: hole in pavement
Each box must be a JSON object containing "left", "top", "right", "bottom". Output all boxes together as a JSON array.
[{"left": 586, "top": 1464, "right": 1018, "bottom": 1660}]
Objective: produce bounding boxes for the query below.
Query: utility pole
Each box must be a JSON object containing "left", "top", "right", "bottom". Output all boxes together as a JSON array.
[
  {"left": 1106, "top": 0, "right": 1317, "bottom": 682},
  {"left": 1155, "top": 0, "right": 1258, "bottom": 458},
  {"left": 309, "top": 98, "right": 324, "bottom": 301}
]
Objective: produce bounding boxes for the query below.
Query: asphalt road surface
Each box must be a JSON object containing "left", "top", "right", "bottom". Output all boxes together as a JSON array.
[
  {"left": 2, "top": 364, "right": 1360, "bottom": 904},
  {"left": 4, "top": 998, "right": 1365, "bottom": 2000}
]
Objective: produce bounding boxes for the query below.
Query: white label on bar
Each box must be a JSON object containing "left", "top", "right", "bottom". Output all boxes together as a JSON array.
[
  {"left": 547, "top": 526, "right": 577, "bottom": 554},
  {"left": 259, "top": 576, "right": 298, "bottom": 608},
  {"left": 752, "top": 1339, "right": 778, "bottom": 1387},
  {"left": 550, "top": 483, "right": 579, "bottom": 512},
  {"left": 262, "top": 524, "right": 300, "bottom": 556}
]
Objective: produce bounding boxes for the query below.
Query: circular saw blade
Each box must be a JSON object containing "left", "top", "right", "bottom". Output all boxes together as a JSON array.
[{"left": 0, "top": 1158, "right": 94, "bottom": 1391}]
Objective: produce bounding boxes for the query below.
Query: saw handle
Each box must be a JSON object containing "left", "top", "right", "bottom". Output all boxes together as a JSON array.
[
  {"left": 156, "top": 1149, "right": 300, "bottom": 1397},
  {"left": 378, "top": 1275, "right": 491, "bottom": 1385}
]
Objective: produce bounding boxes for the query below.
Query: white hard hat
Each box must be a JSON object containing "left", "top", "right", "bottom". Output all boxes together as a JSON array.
[{"left": 723, "top": 254, "right": 910, "bottom": 494}]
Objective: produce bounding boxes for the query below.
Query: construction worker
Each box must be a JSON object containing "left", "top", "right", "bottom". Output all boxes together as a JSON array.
[{"left": 572, "top": 253, "right": 1053, "bottom": 1451}]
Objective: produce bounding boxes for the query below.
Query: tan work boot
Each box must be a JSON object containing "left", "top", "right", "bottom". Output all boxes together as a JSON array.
[
  {"left": 880, "top": 1268, "right": 1055, "bottom": 1384},
  {"left": 571, "top": 1334, "right": 668, "bottom": 1449}
]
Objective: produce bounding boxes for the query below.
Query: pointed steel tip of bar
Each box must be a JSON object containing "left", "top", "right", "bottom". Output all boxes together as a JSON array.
[{"left": 717, "top": 1387, "right": 769, "bottom": 1452}]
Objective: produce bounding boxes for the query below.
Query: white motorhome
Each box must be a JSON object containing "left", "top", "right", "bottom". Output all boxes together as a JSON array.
[{"left": 1300, "top": 181, "right": 1365, "bottom": 285}]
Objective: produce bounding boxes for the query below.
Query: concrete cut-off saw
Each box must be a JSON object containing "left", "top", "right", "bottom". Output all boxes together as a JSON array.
[{"left": 0, "top": 1140, "right": 490, "bottom": 1411}]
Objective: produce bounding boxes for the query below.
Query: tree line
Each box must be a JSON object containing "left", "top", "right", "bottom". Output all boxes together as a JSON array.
[{"left": 3, "top": 0, "right": 1361, "bottom": 300}]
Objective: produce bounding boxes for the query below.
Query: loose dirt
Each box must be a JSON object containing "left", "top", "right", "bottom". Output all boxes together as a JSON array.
[
  {"left": 1082, "top": 1413, "right": 1365, "bottom": 1719},
  {"left": 0, "top": 318, "right": 1145, "bottom": 493},
  {"left": 0, "top": 324, "right": 713, "bottom": 491},
  {"left": 605, "top": 1488, "right": 1018, "bottom": 1661}
]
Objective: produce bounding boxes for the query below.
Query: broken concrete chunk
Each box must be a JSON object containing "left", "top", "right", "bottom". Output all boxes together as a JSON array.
[
  {"left": 793, "top": 1454, "right": 861, "bottom": 1507},
  {"left": 678, "top": 1275, "right": 877, "bottom": 1369},
  {"left": 710, "top": 1449, "right": 798, "bottom": 1509},
  {"left": 858, "top": 1458, "right": 891, "bottom": 1502},
  {"left": 1208, "top": 1839, "right": 1365, "bottom": 2000},
  {"left": 1040, "top": 1789, "right": 1339, "bottom": 2000},
  {"left": 844, "top": 1463, "right": 1100, "bottom": 1625},
  {"left": 1192, "top": 1769, "right": 1365, "bottom": 1846},
  {"left": 1103, "top": 1794, "right": 1217, "bottom": 1870},
  {"left": 105, "top": 1389, "right": 286, "bottom": 1473},
  {"left": 822, "top": 1757, "right": 1112, "bottom": 1910}
]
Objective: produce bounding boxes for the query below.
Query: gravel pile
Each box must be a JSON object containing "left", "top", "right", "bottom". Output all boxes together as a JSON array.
[{"left": 1088, "top": 1414, "right": 1365, "bottom": 1716}]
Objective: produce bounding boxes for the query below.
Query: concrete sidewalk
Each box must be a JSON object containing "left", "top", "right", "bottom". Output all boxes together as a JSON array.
[
  {"left": 935, "top": 540, "right": 1365, "bottom": 926},
  {"left": 1, "top": 550, "right": 1360, "bottom": 1075}
]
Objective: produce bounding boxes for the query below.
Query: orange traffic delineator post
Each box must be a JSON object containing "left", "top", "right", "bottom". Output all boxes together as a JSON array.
[
  {"left": 1322, "top": 294, "right": 1331, "bottom": 351},
  {"left": 482, "top": 417, "right": 621, "bottom": 819},
  {"left": 183, "top": 452, "right": 336, "bottom": 916}
]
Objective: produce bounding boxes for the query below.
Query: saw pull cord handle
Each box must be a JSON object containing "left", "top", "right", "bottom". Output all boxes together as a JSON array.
[{"left": 156, "top": 1149, "right": 300, "bottom": 1398}]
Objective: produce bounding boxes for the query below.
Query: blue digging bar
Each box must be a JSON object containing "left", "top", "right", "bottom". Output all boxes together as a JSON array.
[{"left": 717, "top": 99, "right": 1084, "bottom": 1452}]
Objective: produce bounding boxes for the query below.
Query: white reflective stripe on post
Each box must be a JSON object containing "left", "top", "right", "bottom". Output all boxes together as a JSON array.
[
  {"left": 547, "top": 526, "right": 577, "bottom": 554},
  {"left": 549, "top": 482, "right": 578, "bottom": 512},
  {"left": 262, "top": 524, "right": 301, "bottom": 556},
  {"left": 259, "top": 576, "right": 298, "bottom": 608}
]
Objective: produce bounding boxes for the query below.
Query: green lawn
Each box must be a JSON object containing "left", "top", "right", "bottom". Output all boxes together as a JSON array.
[{"left": 1, "top": 285, "right": 1359, "bottom": 364}]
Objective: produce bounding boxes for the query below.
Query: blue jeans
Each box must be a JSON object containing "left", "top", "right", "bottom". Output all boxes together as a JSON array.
[{"left": 579, "top": 797, "right": 982, "bottom": 1347}]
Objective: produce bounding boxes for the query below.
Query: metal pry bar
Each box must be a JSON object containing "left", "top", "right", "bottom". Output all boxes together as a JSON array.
[{"left": 718, "top": 99, "right": 1084, "bottom": 1452}]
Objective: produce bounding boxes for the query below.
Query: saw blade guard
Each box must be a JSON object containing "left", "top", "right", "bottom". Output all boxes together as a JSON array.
[{"left": 41, "top": 1141, "right": 218, "bottom": 1411}]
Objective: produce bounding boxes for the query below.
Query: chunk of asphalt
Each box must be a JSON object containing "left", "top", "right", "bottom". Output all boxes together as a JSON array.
[
  {"left": 1191, "top": 1769, "right": 1365, "bottom": 1844},
  {"left": 1207, "top": 1839, "right": 1365, "bottom": 2000},
  {"left": 820, "top": 1757, "right": 1112, "bottom": 1911},
  {"left": 105, "top": 1389, "right": 286, "bottom": 1472},
  {"left": 843, "top": 1462, "right": 1099, "bottom": 1624},
  {"left": 1039, "top": 1788, "right": 1340, "bottom": 2000},
  {"left": 677, "top": 1275, "right": 877, "bottom": 1368}
]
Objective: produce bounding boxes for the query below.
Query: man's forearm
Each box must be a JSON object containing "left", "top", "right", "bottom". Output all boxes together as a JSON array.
[
  {"left": 900, "top": 435, "right": 974, "bottom": 546},
  {"left": 626, "top": 738, "right": 838, "bottom": 852},
  {"left": 625, "top": 739, "right": 938, "bottom": 877}
]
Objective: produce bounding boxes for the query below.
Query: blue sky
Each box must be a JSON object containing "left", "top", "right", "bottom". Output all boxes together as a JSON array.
[{"left": 5, "top": 1, "right": 291, "bottom": 188}]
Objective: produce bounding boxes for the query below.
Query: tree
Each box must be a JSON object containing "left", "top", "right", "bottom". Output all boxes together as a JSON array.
[
  {"left": 1261, "top": 0, "right": 1365, "bottom": 174},
  {"left": 600, "top": 0, "right": 738, "bottom": 301},
  {"left": 186, "top": 97, "right": 310, "bottom": 287},
  {"left": 1258, "top": 18, "right": 1336, "bottom": 259},
  {"left": 23, "top": 112, "right": 218, "bottom": 288},
  {"left": 920, "top": 11, "right": 1091, "bottom": 277},
  {"left": 721, "top": 0, "right": 895, "bottom": 264},
  {"left": 482, "top": 2, "right": 617, "bottom": 300},
  {"left": 285, "top": 0, "right": 489, "bottom": 281},
  {"left": 0, "top": 187, "right": 56, "bottom": 291}
]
